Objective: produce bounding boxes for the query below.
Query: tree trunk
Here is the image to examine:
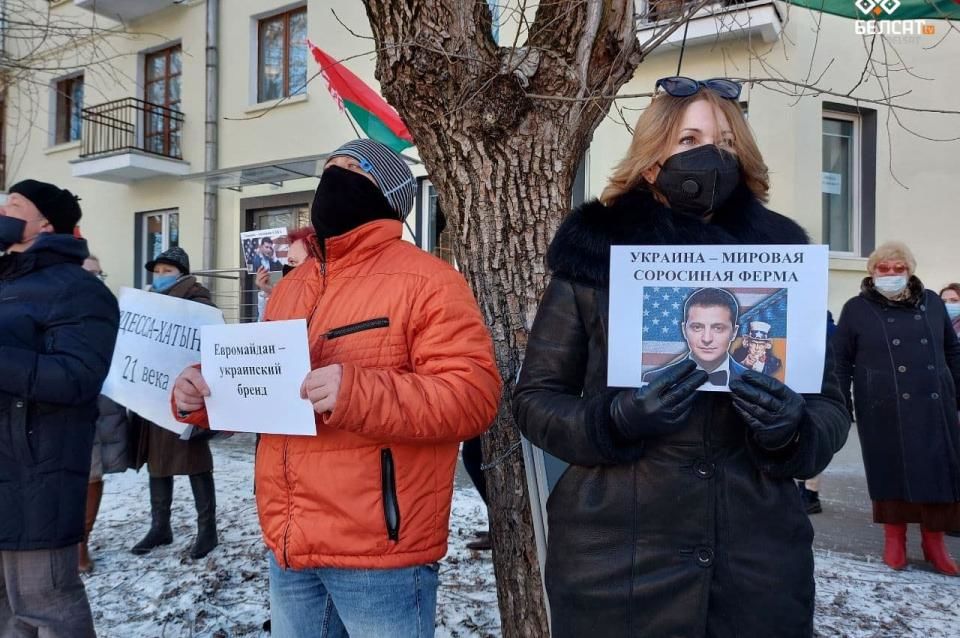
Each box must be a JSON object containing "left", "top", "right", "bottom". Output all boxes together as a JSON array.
[{"left": 361, "top": 2, "right": 641, "bottom": 635}]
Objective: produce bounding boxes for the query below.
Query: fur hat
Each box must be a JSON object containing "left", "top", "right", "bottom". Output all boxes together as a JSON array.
[{"left": 145, "top": 246, "right": 190, "bottom": 274}]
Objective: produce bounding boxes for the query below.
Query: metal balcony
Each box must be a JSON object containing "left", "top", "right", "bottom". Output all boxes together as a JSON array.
[
  {"left": 73, "top": 0, "right": 178, "bottom": 23},
  {"left": 71, "top": 98, "right": 189, "bottom": 183},
  {"left": 637, "top": 0, "right": 783, "bottom": 52}
]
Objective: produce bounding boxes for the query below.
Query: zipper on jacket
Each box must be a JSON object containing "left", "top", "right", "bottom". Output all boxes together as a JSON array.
[
  {"left": 326, "top": 318, "right": 390, "bottom": 340},
  {"left": 282, "top": 438, "right": 292, "bottom": 567},
  {"left": 381, "top": 448, "right": 401, "bottom": 542}
]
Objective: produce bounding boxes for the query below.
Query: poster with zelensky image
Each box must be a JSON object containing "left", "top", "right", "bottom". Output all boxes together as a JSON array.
[{"left": 608, "top": 245, "right": 829, "bottom": 393}]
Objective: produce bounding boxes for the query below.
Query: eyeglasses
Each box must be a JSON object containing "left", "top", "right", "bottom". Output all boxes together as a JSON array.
[
  {"left": 655, "top": 76, "right": 742, "bottom": 100},
  {"left": 874, "top": 263, "right": 908, "bottom": 275}
]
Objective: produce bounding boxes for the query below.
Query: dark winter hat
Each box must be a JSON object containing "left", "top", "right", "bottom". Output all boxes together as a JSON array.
[
  {"left": 9, "top": 179, "right": 82, "bottom": 234},
  {"left": 145, "top": 246, "right": 190, "bottom": 274},
  {"left": 330, "top": 139, "right": 415, "bottom": 219}
]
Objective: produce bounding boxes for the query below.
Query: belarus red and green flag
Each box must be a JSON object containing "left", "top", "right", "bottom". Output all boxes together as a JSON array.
[
  {"left": 783, "top": 0, "right": 959, "bottom": 20},
  {"left": 308, "top": 41, "right": 414, "bottom": 153}
]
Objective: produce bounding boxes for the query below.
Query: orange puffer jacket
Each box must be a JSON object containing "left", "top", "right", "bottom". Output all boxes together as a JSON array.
[{"left": 179, "top": 219, "right": 501, "bottom": 570}]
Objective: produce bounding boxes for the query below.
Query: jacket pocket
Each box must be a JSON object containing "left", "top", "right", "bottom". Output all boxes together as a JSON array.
[
  {"left": 326, "top": 317, "right": 390, "bottom": 340},
  {"left": 380, "top": 448, "right": 401, "bottom": 542},
  {"left": 11, "top": 398, "right": 34, "bottom": 464}
]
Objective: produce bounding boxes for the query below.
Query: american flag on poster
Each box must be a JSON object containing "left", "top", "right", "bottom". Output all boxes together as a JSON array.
[{"left": 641, "top": 287, "right": 788, "bottom": 371}]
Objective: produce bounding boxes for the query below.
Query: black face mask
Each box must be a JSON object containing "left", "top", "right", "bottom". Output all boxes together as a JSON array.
[
  {"left": 654, "top": 145, "right": 741, "bottom": 217},
  {"left": 310, "top": 166, "right": 397, "bottom": 241},
  {"left": 0, "top": 216, "right": 26, "bottom": 251},
  {"left": 282, "top": 264, "right": 295, "bottom": 277}
]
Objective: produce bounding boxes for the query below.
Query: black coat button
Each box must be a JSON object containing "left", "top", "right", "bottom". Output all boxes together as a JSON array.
[
  {"left": 888, "top": 318, "right": 895, "bottom": 323},
  {"left": 892, "top": 339, "right": 901, "bottom": 346},
  {"left": 694, "top": 461, "right": 716, "bottom": 479},
  {"left": 898, "top": 365, "right": 907, "bottom": 373},
  {"left": 921, "top": 338, "right": 929, "bottom": 345},
  {"left": 932, "top": 393, "right": 940, "bottom": 400},
  {"left": 697, "top": 548, "right": 714, "bottom": 567},
  {"left": 929, "top": 364, "right": 936, "bottom": 371},
  {"left": 902, "top": 393, "right": 911, "bottom": 400},
  {"left": 921, "top": 305, "right": 926, "bottom": 311},
  {"left": 915, "top": 315, "right": 922, "bottom": 320}
]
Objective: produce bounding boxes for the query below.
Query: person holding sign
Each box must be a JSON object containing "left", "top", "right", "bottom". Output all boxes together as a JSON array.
[
  {"left": 0, "top": 180, "right": 119, "bottom": 637},
  {"left": 130, "top": 246, "right": 221, "bottom": 561},
  {"left": 834, "top": 242, "right": 960, "bottom": 575},
  {"left": 173, "top": 139, "right": 501, "bottom": 638},
  {"left": 513, "top": 79, "right": 849, "bottom": 637},
  {"left": 254, "top": 227, "right": 315, "bottom": 321}
]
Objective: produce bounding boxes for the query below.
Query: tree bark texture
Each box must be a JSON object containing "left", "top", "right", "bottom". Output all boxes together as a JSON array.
[{"left": 362, "top": 2, "right": 641, "bottom": 635}]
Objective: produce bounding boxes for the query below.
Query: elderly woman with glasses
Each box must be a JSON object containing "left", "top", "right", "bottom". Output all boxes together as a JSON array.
[
  {"left": 513, "top": 76, "right": 849, "bottom": 637},
  {"left": 834, "top": 241, "right": 960, "bottom": 575}
]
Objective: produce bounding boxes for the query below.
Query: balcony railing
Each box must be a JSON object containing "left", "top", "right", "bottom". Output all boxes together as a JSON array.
[
  {"left": 80, "top": 97, "right": 184, "bottom": 160},
  {"left": 642, "top": 0, "right": 749, "bottom": 23}
]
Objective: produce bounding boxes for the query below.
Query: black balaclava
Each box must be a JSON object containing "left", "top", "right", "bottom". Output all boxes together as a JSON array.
[
  {"left": 654, "top": 145, "right": 741, "bottom": 217},
  {"left": 310, "top": 166, "right": 398, "bottom": 242}
]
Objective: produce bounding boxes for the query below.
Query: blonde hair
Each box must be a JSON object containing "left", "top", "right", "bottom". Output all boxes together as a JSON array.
[
  {"left": 867, "top": 241, "right": 917, "bottom": 275},
  {"left": 600, "top": 90, "right": 769, "bottom": 206}
]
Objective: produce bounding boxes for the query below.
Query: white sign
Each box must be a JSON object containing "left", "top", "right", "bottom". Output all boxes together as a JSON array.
[
  {"left": 241, "top": 227, "right": 289, "bottom": 273},
  {"left": 608, "top": 245, "right": 830, "bottom": 393},
  {"left": 200, "top": 320, "right": 316, "bottom": 436},
  {"left": 102, "top": 287, "right": 225, "bottom": 435},
  {"left": 821, "top": 172, "right": 842, "bottom": 195}
]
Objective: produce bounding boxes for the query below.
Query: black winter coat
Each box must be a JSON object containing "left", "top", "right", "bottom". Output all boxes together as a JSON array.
[
  {"left": 833, "top": 277, "right": 960, "bottom": 502},
  {"left": 514, "top": 185, "right": 850, "bottom": 638},
  {"left": 95, "top": 395, "right": 130, "bottom": 475},
  {"left": 0, "top": 234, "right": 119, "bottom": 550}
]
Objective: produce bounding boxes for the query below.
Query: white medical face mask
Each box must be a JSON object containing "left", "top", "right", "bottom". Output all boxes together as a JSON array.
[{"left": 874, "top": 275, "right": 908, "bottom": 297}]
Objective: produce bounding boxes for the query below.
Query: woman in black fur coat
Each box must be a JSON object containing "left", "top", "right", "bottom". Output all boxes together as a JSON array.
[{"left": 513, "top": 82, "right": 850, "bottom": 637}]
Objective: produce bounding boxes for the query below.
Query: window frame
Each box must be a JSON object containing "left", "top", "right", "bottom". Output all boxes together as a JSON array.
[
  {"left": 144, "top": 44, "right": 183, "bottom": 158},
  {"left": 135, "top": 209, "right": 180, "bottom": 289},
  {"left": 257, "top": 6, "right": 307, "bottom": 103},
  {"left": 54, "top": 73, "right": 84, "bottom": 145},
  {"left": 821, "top": 110, "right": 862, "bottom": 258}
]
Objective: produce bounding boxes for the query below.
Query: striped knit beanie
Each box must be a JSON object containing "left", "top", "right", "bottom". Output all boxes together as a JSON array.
[{"left": 330, "top": 139, "right": 415, "bottom": 219}]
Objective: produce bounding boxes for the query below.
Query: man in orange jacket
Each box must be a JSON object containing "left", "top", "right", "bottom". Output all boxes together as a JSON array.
[{"left": 172, "top": 139, "right": 501, "bottom": 638}]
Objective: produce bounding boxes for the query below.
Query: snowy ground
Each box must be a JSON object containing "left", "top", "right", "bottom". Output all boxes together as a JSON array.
[{"left": 83, "top": 436, "right": 957, "bottom": 637}]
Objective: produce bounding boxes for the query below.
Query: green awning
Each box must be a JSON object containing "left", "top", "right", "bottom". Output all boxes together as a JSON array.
[{"left": 784, "top": 0, "right": 960, "bottom": 20}]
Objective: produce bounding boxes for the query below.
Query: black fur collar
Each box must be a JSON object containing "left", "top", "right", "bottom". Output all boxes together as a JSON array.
[{"left": 547, "top": 184, "right": 810, "bottom": 288}]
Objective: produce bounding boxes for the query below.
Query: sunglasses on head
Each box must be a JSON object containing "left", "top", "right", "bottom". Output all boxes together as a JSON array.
[
  {"left": 874, "top": 263, "right": 909, "bottom": 275},
  {"left": 655, "top": 76, "right": 742, "bottom": 100}
]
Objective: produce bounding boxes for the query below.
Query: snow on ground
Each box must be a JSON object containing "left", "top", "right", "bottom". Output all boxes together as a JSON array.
[{"left": 84, "top": 436, "right": 956, "bottom": 637}]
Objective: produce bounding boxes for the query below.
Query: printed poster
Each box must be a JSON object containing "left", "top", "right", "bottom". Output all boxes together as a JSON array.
[
  {"left": 608, "top": 245, "right": 830, "bottom": 393},
  {"left": 102, "top": 287, "right": 225, "bottom": 434},
  {"left": 200, "top": 320, "right": 317, "bottom": 436},
  {"left": 240, "top": 227, "right": 289, "bottom": 274}
]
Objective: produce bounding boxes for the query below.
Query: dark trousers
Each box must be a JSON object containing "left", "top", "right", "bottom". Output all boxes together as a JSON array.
[
  {"left": 461, "top": 436, "right": 488, "bottom": 506},
  {"left": 0, "top": 545, "right": 96, "bottom": 637}
]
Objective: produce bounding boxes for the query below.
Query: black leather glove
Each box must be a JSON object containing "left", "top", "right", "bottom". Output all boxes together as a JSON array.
[
  {"left": 610, "top": 360, "right": 708, "bottom": 441},
  {"left": 729, "top": 371, "right": 805, "bottom": 450}
]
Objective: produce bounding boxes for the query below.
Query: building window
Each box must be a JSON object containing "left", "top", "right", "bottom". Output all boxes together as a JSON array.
[
  {"left": 55, "top": 74, "right": 83, "bottom": 144},
  {"left": 258, "top": 7, "right": 307, "bottom": 102},
  {"left": 822, "top": 113, "right": 861, "bottom": 255},
  {"left": 136, "top": 210, "right": 179, "bottom": 288},
  {"left": 145, "top": 45, "right": 183, "bottom": 158}
]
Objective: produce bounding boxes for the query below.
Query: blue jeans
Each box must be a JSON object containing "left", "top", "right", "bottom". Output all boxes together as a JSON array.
[{"left": 268, "top": 552, "right": 438, "bottom": 638}]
